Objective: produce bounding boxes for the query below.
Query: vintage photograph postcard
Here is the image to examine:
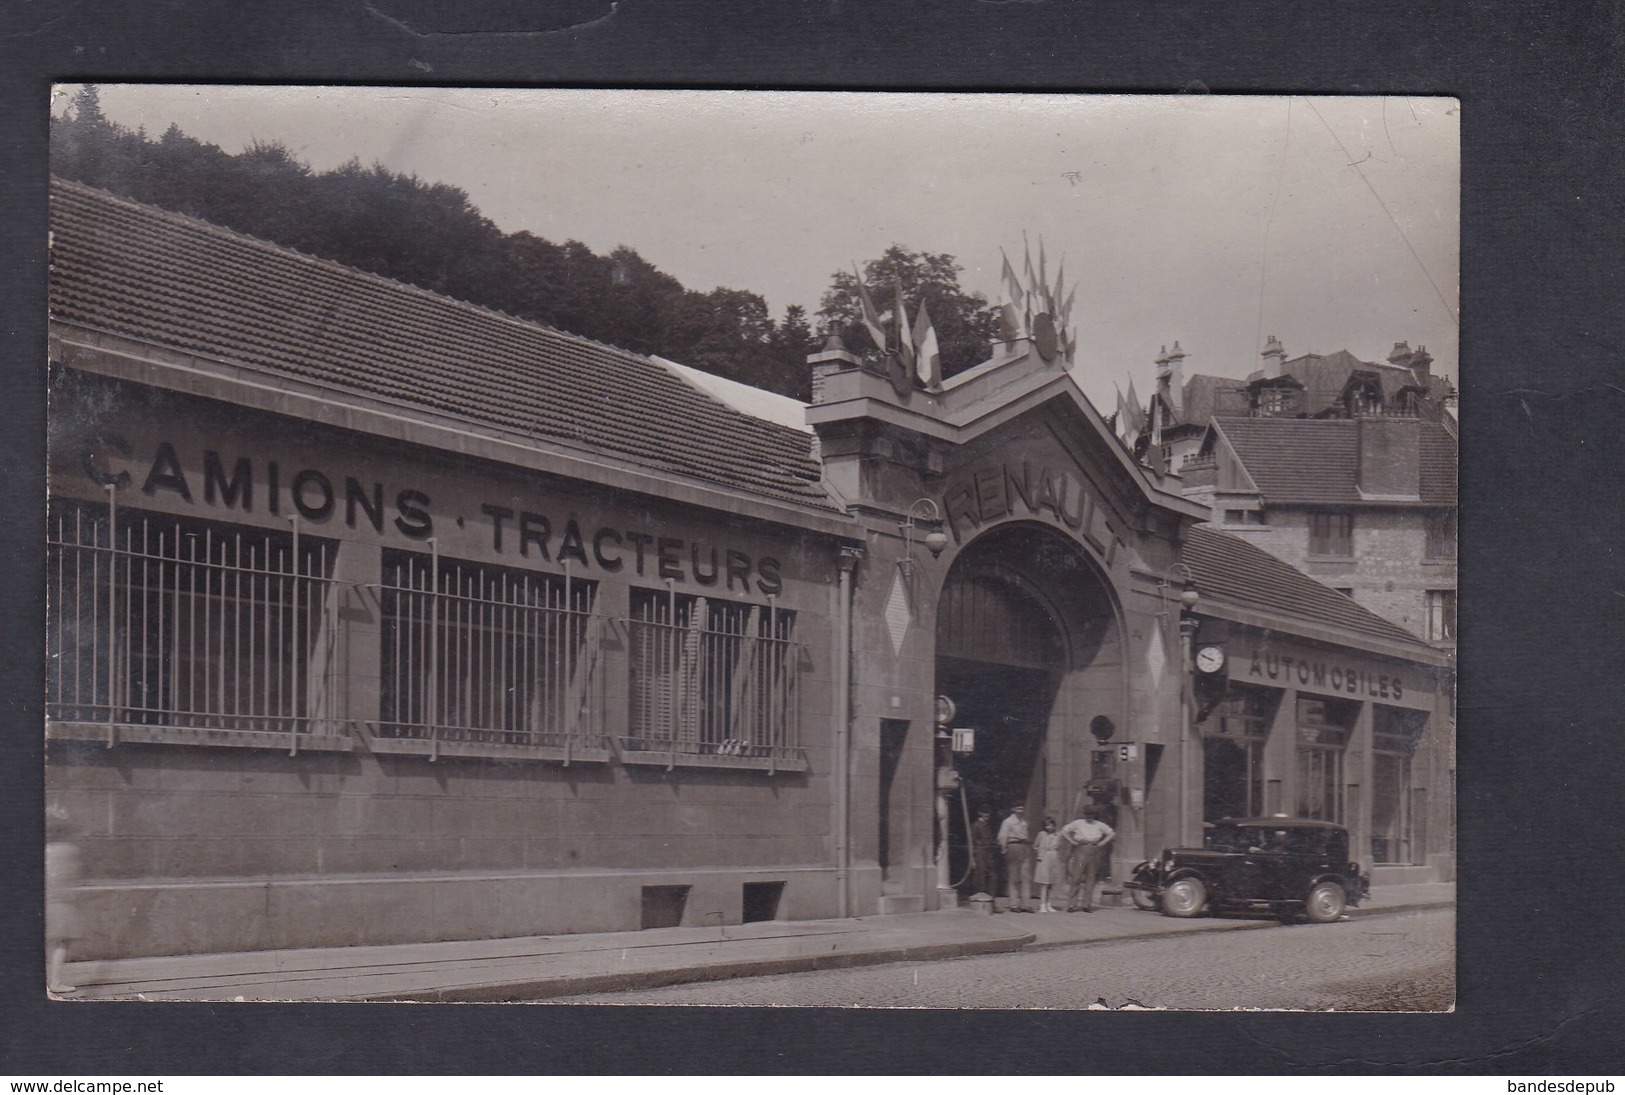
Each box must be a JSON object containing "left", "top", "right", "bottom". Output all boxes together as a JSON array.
[{"left": 44, "top": 87, "right": 1457, "bottom": 1008}]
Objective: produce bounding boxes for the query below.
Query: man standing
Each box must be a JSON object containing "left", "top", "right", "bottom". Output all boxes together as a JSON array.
[
  {"left": 1059, "top": 806, "right": 1116, "bottom": 913},
  {"left": 970, "top": 806, "right": 999, "bottom": 899},
  {"left": 998, "top": 805, "right": 1035, "bottom": 912}
]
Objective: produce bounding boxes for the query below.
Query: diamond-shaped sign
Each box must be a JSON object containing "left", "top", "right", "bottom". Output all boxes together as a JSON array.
[
  {"left": 1145, "top": 624, "right": 1166, "bottom": 690},
  {"left": 884, "top": 568, "right": 911, "bottom": 657}
]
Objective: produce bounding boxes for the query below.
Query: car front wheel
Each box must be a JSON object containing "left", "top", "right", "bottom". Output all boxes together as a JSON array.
[
  {"left": 1305, "top": 881, "right": 1347, "bottom": 923},
  {"left": 1162, "top": 877, "right": 1207, "bottom": 918}
]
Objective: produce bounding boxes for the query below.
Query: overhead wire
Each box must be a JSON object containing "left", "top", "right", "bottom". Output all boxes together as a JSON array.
[{"left": 1302, "top": 96, "right": 1459, "bottom": 328}]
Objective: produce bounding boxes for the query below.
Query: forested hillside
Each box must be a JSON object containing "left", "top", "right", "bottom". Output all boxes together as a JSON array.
[{"left": 50, "top": 87, "right": 816, "bottom": 399}]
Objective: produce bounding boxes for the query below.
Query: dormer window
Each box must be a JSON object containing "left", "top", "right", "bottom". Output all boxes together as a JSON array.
[
  {"left": 1247, "top": 375, "right": 1304, "bottom": 417},
  {"left": 1260, "top": 388, "right": 1292, "bottom": 416},
  {"left": 1345, "top": 381, "right": 1383, "bottom": 418}
]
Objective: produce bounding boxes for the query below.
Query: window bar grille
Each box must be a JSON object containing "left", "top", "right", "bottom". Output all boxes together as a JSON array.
[
  {"left": 665, "top": 579, "right": 678, "bottom": 770},
  {"left": 104, "top": 484, "right": 118, "bottom": 748},
  {"left": 427, "top": 537, "right": 440, "bottom": 761},
  {"left": 727, "top": 604, "right": 759, "bottom": 750},
  {"left": 767, "top": 594, "right": 779, "bottom": 774},
  {"left": 565, "top": 561, "right": 575, "bottom": 755},
  {"left": 284, "top": 516, "right": 300, "bottom": 754}
]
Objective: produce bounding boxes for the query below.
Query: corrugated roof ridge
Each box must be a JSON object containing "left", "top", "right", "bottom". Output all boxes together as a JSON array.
[
  {"left": 53, "top": 182, "right": 818, "bottom": 458},
  {"left": 50, "top": 177, "right": 839, "bottom": 512},
  {"left": 50, "top": 177, "right": 688, "bottom": 373}
]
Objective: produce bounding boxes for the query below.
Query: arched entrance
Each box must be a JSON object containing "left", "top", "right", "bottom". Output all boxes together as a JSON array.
[{"left": 934, "top": 523, "right": 1123, "bottom": 897}]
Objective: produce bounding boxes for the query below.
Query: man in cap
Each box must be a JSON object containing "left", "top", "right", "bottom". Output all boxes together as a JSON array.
[
  {"left": 998, "top": 804, "right": 1035, "bottom": 912},
  {"left": 970, "top": 806, "right": 999, "bottom": 899}
]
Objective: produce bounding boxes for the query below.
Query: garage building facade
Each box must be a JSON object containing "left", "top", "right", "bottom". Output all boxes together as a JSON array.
[{"left": 45, "top": 180, "right": 1452, "bottom": 959}]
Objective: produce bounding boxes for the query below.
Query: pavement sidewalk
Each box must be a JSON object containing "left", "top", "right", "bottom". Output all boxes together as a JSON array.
[{"left": 60, "top": 882, "right": 1453, "bottom": 1003}]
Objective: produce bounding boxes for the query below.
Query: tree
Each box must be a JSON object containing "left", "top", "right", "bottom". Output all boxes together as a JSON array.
[
  {"left": 47, "top": 112, "right": 816, "bottom": 398},
  {"left": 70, "top": 84, "right": 105, "bottom": 126},
  {"left": 815, "top": 245, "right": 1001, "bottom": 380}
]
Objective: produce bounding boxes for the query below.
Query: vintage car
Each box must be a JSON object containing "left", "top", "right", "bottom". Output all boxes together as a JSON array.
[{"left": 1126, "top": 817, "right": 1369, "bottom": 923}]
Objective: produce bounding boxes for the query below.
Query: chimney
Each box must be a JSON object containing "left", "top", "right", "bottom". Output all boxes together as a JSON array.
[
  {"left": 1409, "top": 344, "right": 1433, "bottom": 380},
  {"left": 1164, "top": 341, "right": 1186, "bottom": 417},
  {"left": 809, "top": 327, "right": 856, "bottom": 406},
  {"left": 1387, "top": 340, "right": 1415, "bottom": 370},
  {"left": 1260, "top": 334, "right": 1285, "bottom": 377},
  {"left": 1357, "top": 414, "right": 1421, "bottom": 500}
]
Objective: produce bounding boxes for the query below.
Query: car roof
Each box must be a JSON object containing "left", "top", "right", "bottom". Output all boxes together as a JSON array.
[{"left": 1209, "top": 817, "right": 1348, "bottom": 831}]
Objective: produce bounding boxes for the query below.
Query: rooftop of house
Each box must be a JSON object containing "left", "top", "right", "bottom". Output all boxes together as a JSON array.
[
  {"left": 1157, "top": 348, "right": 1456, "bottom": 432},
  {"left": 48, "top": 178, "right": 837, "bottom": 513},
  {"left": 1209, "top": 416, "right": 1457, "bottom": 506}
]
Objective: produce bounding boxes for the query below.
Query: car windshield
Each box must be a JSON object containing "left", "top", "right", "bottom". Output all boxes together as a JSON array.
[
  {"left": 1203, "top": 827, "right": 1263, "bottom": 852},
  {"left": 1203, "top": 825, "right": 1341, "bottom": 856}
]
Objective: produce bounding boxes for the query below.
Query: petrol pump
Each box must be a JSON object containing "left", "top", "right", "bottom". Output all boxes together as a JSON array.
[
  {"left": 1085, "top": 715, "right": 1125, "bottom": 830},
  {"left": 933, "top": 695, "right": 963, "bottom": 908}
]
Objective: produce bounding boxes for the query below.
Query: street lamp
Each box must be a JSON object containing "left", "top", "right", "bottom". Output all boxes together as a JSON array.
[
  {"left": 898, "top": 498, "right": 949, "bottom": 579},
  {"left": 1159, "top": 565, "right": 1200, "bottom": 844}
]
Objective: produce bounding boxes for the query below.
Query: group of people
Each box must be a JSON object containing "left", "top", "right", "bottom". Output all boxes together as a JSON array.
[{"left": 971, "top": 804, "right": 1115, "bottom": 913}]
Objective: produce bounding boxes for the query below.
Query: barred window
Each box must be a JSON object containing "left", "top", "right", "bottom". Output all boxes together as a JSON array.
[
  {"left": 46, "top": 500, "right": 335, "bottom": 740},
  {"left": 1309, "top": 511, "right": 1354, "bottom": 556},
  {"left": 379, "top": 550, "right": 601, "bottom": 750},
  {"left": 625, "top": 588, "right": 800, "bottom": 761}
]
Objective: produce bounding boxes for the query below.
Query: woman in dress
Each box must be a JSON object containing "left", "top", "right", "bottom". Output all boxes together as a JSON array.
[{"left": 1033, "top": 817, "right": 1063, "bottom": 912}]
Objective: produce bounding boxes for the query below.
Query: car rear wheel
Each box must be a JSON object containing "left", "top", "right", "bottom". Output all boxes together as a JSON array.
[
  {"left": 1306, "top": 881, "right": 1347, "bottom": 923},
  {"left": 1162, "top": 877, "right": 1207, "bottom": 918},
  {"left": 1130, "top": 888, "right": 1160, "bottom": 911}
]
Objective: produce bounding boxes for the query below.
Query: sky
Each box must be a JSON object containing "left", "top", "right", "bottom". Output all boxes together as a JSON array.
[{"left": 57, "top": 86, "right": 1459, "bottom": 416}]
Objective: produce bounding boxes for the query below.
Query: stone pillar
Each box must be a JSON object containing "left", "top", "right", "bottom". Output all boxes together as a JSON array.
[
  {"left": 1348, "top": 699, "right": 1375, "bottom": 870},
  {"left": 1263, "top": 685, "right": 1296, "bottom": 816}
]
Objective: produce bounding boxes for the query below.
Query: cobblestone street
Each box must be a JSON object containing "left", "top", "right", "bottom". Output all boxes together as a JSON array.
[{"left": 570, "top": 907, "right": 1454, "bottom": 1011}]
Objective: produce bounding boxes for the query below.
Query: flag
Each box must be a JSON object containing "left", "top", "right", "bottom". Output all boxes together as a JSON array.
[
  {"left": 1053, "top": 257, "right": 1066, "bottom": 322},
  {"left": 998, "top": 296, "right": 1023, "bottom": 344},
  {"left": 1038, "top": 239, "right": 1051, "bottom": 313},
  {"left": 1022, "top": 232, "right": 1036, "bottom": 320},
  {"left": 853, "top": 264, "right": 887, "bottom": 354},
  {"left": 1125, "top": 377, "right": 1146, "bottom": 435},
  {"left": 1060, "top": 285, "right": 1077, "bottom": 334},
  {"left": 1114, "top": 386, "right": 1130, "bottom": 440},
  {"left": 894, "top": 281, "right": 915, "bottom": 373},
  {"left": 913, "top": 300, "right": 941, "bottom": 387},
  {"left": 1000, "top": 247, "right": 1026, "bottom": 319}
]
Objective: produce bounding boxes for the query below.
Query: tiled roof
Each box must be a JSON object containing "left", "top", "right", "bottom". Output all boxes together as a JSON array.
[
  {"left": 1214, "top": 416, "right": 1457, "bottom": 506},
  {"left": 1179, "top": 351, "right": 1454, "bottom": 428},
  {"left": 1175, "top": 373, "right": 1251, "bottom": 427},
  {"left": 1278, "top": 350, "right": 1453, "bottom": 417},
  {"left": 48, "top": 178, "right": 839, "bottom": 512},
  {"left": 1184, "top": 524, "right": 1428, "bottom": 646}
]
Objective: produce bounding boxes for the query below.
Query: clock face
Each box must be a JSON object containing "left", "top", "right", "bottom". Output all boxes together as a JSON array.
[{"left": 1196, "top": 646, "right": 1226, "bottom": 674}]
